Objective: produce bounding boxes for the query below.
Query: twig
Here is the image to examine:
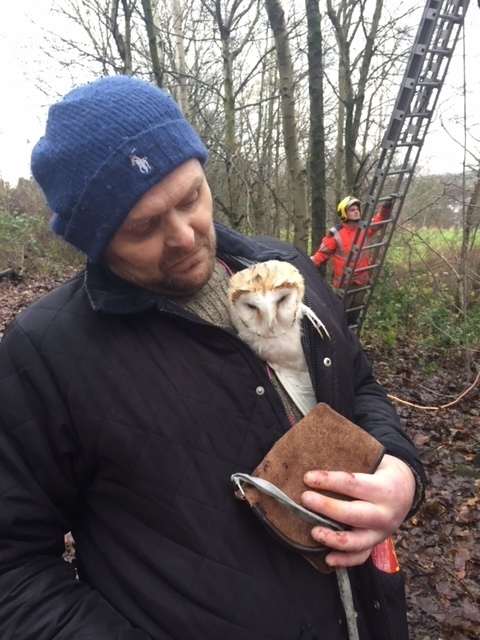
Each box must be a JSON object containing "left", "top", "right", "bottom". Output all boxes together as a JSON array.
[
  {"left": 336, "top": 567, "right": 360, "bottom": 640},
  {"left": 387, "top": 369, "right": 480, "bottom": 411}
]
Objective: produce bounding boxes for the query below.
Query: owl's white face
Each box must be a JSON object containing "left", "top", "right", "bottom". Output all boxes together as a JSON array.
[
  {"left": 228, "top": 260, "right": 327, "bottom": 371},
  {"left": 228, "top": 260, "right": 307, "bottom": 368},
  {"left": 230, "top": 285, "right": 303, "bottom": 338}
]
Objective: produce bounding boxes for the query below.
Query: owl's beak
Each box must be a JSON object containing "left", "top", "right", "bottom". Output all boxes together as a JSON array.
[{"left": 267, "top": 316, "right": 278, "bottom": 333}]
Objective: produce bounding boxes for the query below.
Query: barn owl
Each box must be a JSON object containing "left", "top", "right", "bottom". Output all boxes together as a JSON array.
[{"left": 227, "top": 260, "right": 330, "bottom": 415}]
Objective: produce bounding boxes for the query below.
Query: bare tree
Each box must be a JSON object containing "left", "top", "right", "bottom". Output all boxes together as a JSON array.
[
  {"left": 325, "top": 0, "right": 384, "bottom": 195},
  {"left": 50, "top": 0, "right": 140, "bottom": 76},
  {"left": 171, "top": 0, "right": 189, "bottom": 113},
  {"left": 111, "top": 0, "right": 136, "bottom": 74},
  {"left": 265, "top": 0, "right": 309, "bottom": 251},
  {"left": 197, "top": 0, "right": 264, "bottom": 229},
  {"left": 141, "top": 0, "right": 164, "bottom": 87},
  {"left": 324, "top": 0, "right": 414, "bottom": 199},
  {"left": 306, "top": 0, "right": 326, "bottom": 251}
]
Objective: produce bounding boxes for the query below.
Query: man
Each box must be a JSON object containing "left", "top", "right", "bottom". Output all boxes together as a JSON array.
[
  {"left": 0, "top": 76, "right": 423, "bottom": 640},
  {"left": 311, "top": 195, "right": 394, "bottom": 325}
]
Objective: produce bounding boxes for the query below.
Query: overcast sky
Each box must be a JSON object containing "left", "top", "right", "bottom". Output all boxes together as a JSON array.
[
  {"left": 0, "top": 0, "right": 478, "bottom": 187},
  {"left": 1, "top": 1, "right": 60, "bottom": 186}
]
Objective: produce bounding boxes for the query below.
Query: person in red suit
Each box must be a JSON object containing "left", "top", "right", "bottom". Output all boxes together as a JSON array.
[{"left": 312, "top": 195, "right": 395, "bottom": 325}]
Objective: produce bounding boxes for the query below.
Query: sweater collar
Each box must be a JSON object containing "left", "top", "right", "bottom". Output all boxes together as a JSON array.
[{"left": 85, "top": 222, "right": 293, "bottom": 314}]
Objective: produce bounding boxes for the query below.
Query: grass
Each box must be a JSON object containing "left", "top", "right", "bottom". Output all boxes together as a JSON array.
[{"left": 387, "top": 226, "right": 479, "bottom": 263}]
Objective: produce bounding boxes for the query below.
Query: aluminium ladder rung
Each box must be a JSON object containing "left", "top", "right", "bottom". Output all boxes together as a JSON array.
[
  {"left": 416, "top": 80, "right": 443, "bottom": 87},
  {"left": 350, "top": 238, "right": 388, "bottom": 252},
  {"left": 344, "top": 263, "right": 378, "bottom": 276},
  {"left": 394, "top": 140, "right": 422, "bottom": 148},
  {"left": 408, "top": 112, "right": 432, "bottom": 118},
  {"left": 427, "top": 48, "right": 453, "bottom": 55},
  {"left": 438, "top": 12, "right": 464, "bottom": 24},
  {"left": 338, "top": 283, "right": 371, "bottom": 297},
  {"left": 386, "top": 168, "right": 413, "bottom": 176}
]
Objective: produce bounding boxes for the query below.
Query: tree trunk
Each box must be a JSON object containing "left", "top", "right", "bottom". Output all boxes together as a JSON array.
[
  {"left": 141, "top": 0, "right": 164, "bottom": 87},
  {"left": 111, "top": 0, "right": 134, "bottom": 75},
  {"left": 265, "top": 0, "right": 309, "bottom": 252},
  {"left": 220, "top": 18, "right": 239, "bottom": 227},
  {"left": 306, "top": 0, "right": 326, "bottom": 253},
  {"left": 171, "top": 0, "right": 189, "bottom": 113},
  {"left": 327, "top": 0, "right": 384, "bottom": 194},
  {"left": 459, "top": 161, "right": 480, "bottom": 372}
]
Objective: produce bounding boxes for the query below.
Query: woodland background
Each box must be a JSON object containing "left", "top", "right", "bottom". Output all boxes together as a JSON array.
[{"left": 0, "top": 0, "right": 479, "bottom": 638}]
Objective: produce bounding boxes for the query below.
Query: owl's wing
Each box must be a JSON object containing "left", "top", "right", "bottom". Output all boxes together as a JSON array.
[
  {"left": 299, "top": 303, "right": 331, "bottom": 340},
  {"left": 268, "top": 364, "right": 317, "bottom": 416}
]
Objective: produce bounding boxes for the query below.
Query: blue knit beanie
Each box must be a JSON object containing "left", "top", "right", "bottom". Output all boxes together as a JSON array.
[{"left": 31, "top": 75, "right": 208, "bottom": 261}]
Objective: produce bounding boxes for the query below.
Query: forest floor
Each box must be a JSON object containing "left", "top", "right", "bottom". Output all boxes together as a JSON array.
[
  {"left": 1, "top": 273, "right": 479, "bottom": 640},
  {"left": 363, "top": 341, "right": 480, "bottom": 640}
]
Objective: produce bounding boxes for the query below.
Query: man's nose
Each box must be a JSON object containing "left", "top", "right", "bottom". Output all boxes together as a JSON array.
[{"left": 163, "top": 212, "right": 196, "bottom": 248}]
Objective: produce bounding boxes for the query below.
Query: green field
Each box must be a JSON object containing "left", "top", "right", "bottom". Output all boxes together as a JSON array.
[{"left": 386, "top": 226, "right": 479, "bottom": 264}]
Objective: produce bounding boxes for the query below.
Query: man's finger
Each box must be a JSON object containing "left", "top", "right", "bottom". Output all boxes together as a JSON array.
[
  {"left": 303, "top": 468, "right": 389, "bottom": 503},
  {"left": 301, "top": 490, "right": 385, "bottom": 529}
]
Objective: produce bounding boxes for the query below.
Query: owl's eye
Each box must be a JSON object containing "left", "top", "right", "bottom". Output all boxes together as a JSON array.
[
  {"left": 277, "top": 295, "right": 288, "bottom": 304},
  {"left": 246, "top": 303, "right": 257, "bottom": 310}
]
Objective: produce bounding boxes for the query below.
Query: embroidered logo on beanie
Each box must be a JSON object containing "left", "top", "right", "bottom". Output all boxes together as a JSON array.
[
  {"left": 129, "top": 150, "right": 152, "bottom": 174},
  {"left": 31, "top": 76, "right": 208, "bottom": 261}
]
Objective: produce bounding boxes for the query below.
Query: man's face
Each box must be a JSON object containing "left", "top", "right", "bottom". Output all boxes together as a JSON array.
[
  {"left": 103, "top": 159, "right": 216, "bottom": 296},
  {"left": 346, "top": 203, "right": 360, "bottom": 221}
]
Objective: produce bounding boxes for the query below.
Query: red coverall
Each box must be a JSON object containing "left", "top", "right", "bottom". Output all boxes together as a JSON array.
[{"left": 311, "top": 204, "right": 391, "bottom": 288}]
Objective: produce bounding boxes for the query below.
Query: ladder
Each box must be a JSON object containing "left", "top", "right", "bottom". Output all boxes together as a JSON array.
[{"left": 336, "top": 0, "right": 470, "bottom": 334}]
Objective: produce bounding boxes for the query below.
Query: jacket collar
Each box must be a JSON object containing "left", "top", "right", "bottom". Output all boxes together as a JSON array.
[{"left": 85, "top": 222, "right": 292, "bottom": 314}]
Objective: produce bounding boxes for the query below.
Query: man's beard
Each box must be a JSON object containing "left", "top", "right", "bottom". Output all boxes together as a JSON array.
[{"left": 148, "top": 231, "right": 217, "bottom": 296}]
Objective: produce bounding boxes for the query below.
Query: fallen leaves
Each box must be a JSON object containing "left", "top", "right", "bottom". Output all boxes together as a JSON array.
[{"left": 370, "top": 341, "right": 480, "bottom": 640}]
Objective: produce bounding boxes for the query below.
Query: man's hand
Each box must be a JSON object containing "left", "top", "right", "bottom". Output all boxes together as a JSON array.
[
  {"left": 300, "top": 454, "right": 415, "bottom": 568},
  {"left": 381, "top": 195, "right": 395, "bottom": 211}
]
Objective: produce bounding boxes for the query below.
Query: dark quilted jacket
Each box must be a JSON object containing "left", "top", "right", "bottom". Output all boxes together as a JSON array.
[{"left": 0, "top": 223, "right": 424, "bottom": 640}]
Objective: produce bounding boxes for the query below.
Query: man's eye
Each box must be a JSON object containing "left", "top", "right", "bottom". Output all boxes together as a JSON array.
[
  {"left": 178, "top": 190, "right": 199, "bottom": 209},
  {"left": 128, "top": 218, "right": 157, "bottom": 236}
]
